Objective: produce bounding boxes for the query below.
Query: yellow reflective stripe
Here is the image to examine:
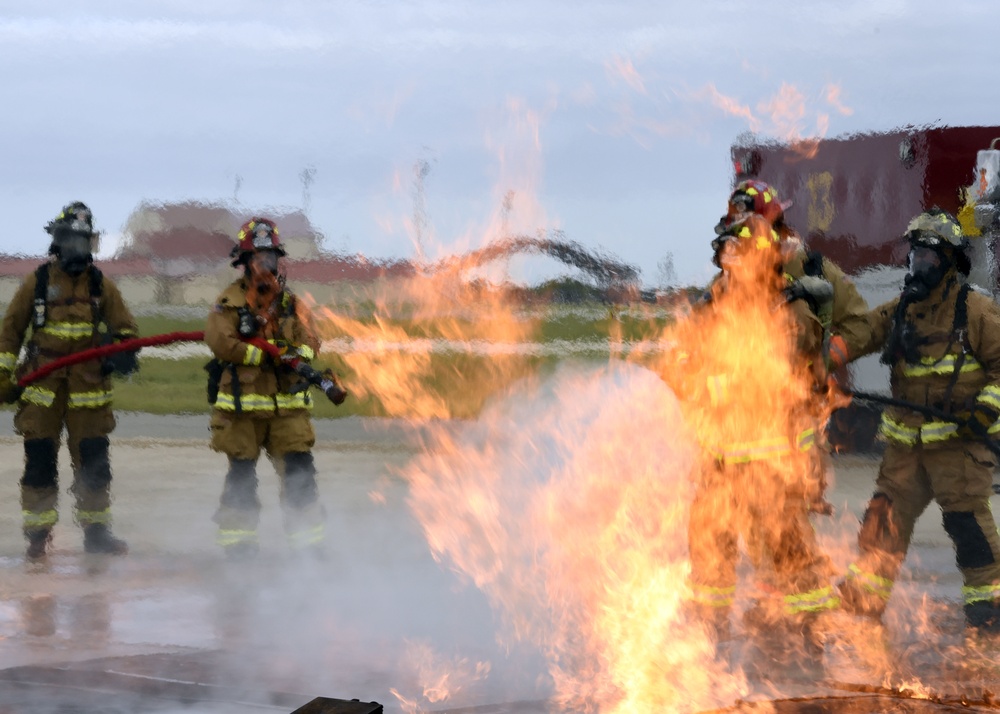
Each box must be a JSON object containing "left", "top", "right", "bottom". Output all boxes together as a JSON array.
[
  {"left": 297, "top": 345, "right": 315, "bottom": 362},
  {"left": 243, "top": 345, "right": 263, "bottom": 366},
  {"left": 21, "top": 386, "right": 56, "bottom": 407},
  {"left": 902, "top": 354, "right": 982, "bottom": 378},
  {"left": 214, "top": 392, "right": 276, "bottom": 412},
  {"left": 879, "top": 414, "right": 919, "bottom": 445},
  {"left": 797, "top": 428, "right": 816, "bottom": 452},
  {"left": 39, "top": 321, "right": 95, "bottom": 339},
  {"left": 847, "top": 563, "right": 893, "bottom": 599},
  {"left": 880, "top": 414, "right": 963, "bottom": 444},
  {"left": 977, "top": 385, "right": 1000, "bottom": 411},
  {"left": 275, "top": 392, "right": 312, "bottom": 410},
  {"left": 287, "top": 524, "right": 325, "bottom": 549},
  {"left": 217, "top": 529, "right": 258, "bottom": 547},
  {"left": 707, "top": 374, "right": 729, "bottom": 407},
  {"left": 117, "top": 329, "right": 137, "bottom": 337},
  {"left": 68, "top": 390, "right": 112, "bottom": 408},
  {"left": 23, "top": 509, "right": 58, "bottom": 528},
  {"left": 963, "top": 583, "right": 1000, "bottom": 605},
  {"left": 714, "top": 436, "right": 792, "bottom": 463},
  {"left": 77, "top": 509, "right": 111, "bottom": 525},
  {"left": 785, "top": 586, "right": 839, "bottom": 614},
  {"left": 0, "top": 352, "right": 15, "bottom": 371},
  {"left": 690, "top": 583, "right": 736, "bottom": 608},
  {"left": 920, "top": 420, "right": 959, "bottom": 443}
]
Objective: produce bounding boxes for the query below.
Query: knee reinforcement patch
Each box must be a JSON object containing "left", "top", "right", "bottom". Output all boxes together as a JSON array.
[
  {"left": 858, "top": 493, "right": 900, "bottom": 554},
  {"left": 943, "top": 511, "right": 996, "bottom": 570},
  {"left": 22, "top": 439, "right": 57, "bottom": 489},
  {"left": 221, "top": 458, "right": 258, "bottom": 510},
  {"left": 78, "top": 437, "right": 112, "bottom": 491},
  {"left": 283, "top": 452, "right": 318, "bottom": 509}
]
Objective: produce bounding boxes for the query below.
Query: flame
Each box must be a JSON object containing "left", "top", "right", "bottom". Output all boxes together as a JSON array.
[
  {"left": 307, "top": 270, "right": 538, "bottom": 419},
  {"left": 392, "top": 640, "right": 492, "bottom": 708},
  {"left": 699, "top": 81, "right": 850, "bottom": 158},
  {"left": 398, "top": 218, "right": 852, "bottom": 711},
  {"left": 308, "top": 99, "right": 554, "bottom": 420},
  {"left": 606, "top": 55, "right": 648, "bottom": 96},
  {"left": 245, "top": 254, "right": 284, "bottom": 338}
]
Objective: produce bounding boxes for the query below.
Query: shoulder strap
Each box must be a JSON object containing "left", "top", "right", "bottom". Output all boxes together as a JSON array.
[
  {"left": 941, "top": 283, "right": 973, "bottom": 413},
  {"left": 32, "top": 264, "right": 49, "bottom": 329},
  {"left": 87, "top": 266, "right": 105, "bottom": 342},
  {"left": 953, "top": 282, "right": 971, "bottom": 347},
  {"left": 88, "top": 265, "right": 103, "bottom": 299}
]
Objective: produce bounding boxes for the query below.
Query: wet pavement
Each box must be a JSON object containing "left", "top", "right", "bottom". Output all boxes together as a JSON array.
[{"left": 0, "top": 413, "right": 997, "bottom": 712}]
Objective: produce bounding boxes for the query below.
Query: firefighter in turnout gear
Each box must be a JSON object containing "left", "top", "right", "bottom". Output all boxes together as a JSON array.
[
  {"left": 205, "top": 217, "right": 327, "bottom": 559},
  {"left": 685, "top": 211, "right": 840, "bottom": 679},
  {"left": 836, "top": 209, "right": 1000, "bottom": 634},
  {"left": 713, "top": 179, "right": 872, "bottom": 512},
  {"left": 0, "top": 202, "right": 138, "bottom": 559}
]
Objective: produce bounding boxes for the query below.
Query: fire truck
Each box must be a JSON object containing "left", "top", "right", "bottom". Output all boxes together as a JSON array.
[{"left": 729, "top": 125, "right": 1000, "bottom": 449}]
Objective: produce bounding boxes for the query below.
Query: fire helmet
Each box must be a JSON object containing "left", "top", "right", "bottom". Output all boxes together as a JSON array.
[
  {"left": 904, "top": 208, "right": 970, "bottom": 278},
  {"left": 45, "top": 201, "right": 95, "bottom": 239},
  {"left": 230, "top": 217, "right": 286, "bottom": 267},
  {"left": 715, "top": 180, "right": 787, "bottom": 236},
  {"left": 904, "top": 209, "right": 968, "bottom": 250},
  {"left": 45, "top": 202, "right": 97, "bottom": 276},
  {"left": 711, "top": 213, "right": 780, "bottom": 267}
]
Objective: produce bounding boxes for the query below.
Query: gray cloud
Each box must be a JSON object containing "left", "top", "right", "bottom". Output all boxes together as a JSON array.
[{"left": 1, "top": 0, "right": 997, "bottom": 284}]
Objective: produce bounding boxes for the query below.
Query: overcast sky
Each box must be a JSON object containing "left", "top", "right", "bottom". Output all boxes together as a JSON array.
[{"left": 2, "top": 1, "right": 998, "bottom": 285}]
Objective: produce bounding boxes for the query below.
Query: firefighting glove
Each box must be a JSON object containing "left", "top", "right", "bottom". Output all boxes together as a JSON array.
[
  {"left": 784, "top": 275, "right": 834, "bottom": 314},
  {"left": 0, "top": 373, "right": 22, "bottom": 404},
  {"left": 101, "top": 348, "right": 140, "bottom": 377},
  {"left": 957, "top": 403, "right": 1000, "bottom": 441},
  {"left": 280, "top": 345, "right": 313, "bottom": 366}
]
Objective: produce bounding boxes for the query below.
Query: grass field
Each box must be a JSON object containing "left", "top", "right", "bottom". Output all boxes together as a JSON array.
[{"left": 6, "top": 305, "right": 675, "bottom": 418}]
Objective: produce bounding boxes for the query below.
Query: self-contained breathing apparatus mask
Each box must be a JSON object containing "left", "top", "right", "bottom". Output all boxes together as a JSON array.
[
  {"left": 51, "top": 229, "right": 94, "bottom": 277},
  {"left": 903, "top": 245, "right": 952, "bottom": 301},
  {"left": 250, "top": 248, "right": 281, "bottom": 278}
]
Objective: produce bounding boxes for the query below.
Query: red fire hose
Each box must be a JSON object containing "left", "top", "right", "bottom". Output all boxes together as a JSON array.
[
  {"left": 15, "top": 331, "right": 347, "bottom": 405},
  {"left": 17, "top": 331, "right": 206, "bottom": 387}
]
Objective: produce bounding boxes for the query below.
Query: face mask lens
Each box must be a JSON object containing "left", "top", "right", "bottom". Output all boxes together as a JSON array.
[
  {"left": 908, "top": 246, "right": 941, "bottom": 274},
  {"left": 251, "top": 250, "right": 280, "bottom": 275}
]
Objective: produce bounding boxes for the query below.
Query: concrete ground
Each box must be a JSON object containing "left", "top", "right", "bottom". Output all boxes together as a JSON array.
[{"left": 0, "top": 410, "right": 997, "bottom": 713}]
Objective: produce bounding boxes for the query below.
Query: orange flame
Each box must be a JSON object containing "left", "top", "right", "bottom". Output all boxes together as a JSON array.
[{"left": 399, "top": 221, "right": 849, "bottom": 710}]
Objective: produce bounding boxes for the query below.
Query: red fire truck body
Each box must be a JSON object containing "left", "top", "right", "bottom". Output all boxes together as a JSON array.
[{"left": 730, "top": 125, "right": 1000, "bottom": 275}]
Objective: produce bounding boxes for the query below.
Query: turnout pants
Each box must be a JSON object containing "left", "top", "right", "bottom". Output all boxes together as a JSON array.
[
  {"left": 688, "top": 459, "right": 837, "bottom": 635},
  {"left": 15, "top": 381, "right": 117, "bottom": 534},
  {"left": 209, "top": 409, "right": 325, "bottom": 550},
  {"left": 842, "top": 442, "right": 1000, "bottom": 629}
]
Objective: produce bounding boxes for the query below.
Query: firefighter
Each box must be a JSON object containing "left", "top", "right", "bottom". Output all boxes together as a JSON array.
[
  {"left": 836, "top": 209, "right": 1000, "bottom": 636},
  {"left": 714, "top": 179, "right": 872, "bottom": 511},
  {"left": 205, "top": 217, "right": 328, "bottom": 560},
  {"left": 715, "top": 179, "right": 870, "bottom": 515},
  {"left": 685, "top": 213, "right": 839, "bottom": 678},
  {"left": 0, "top": 202, "right": 138, "bottom": 559}
]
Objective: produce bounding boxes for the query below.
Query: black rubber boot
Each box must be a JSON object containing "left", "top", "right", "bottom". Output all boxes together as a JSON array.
[
  {"left": 25, "top": 528, "right": 51, "bottom": 560},
  {"left": 83, "top": 524, "right": 128, "bottom": 555}
]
